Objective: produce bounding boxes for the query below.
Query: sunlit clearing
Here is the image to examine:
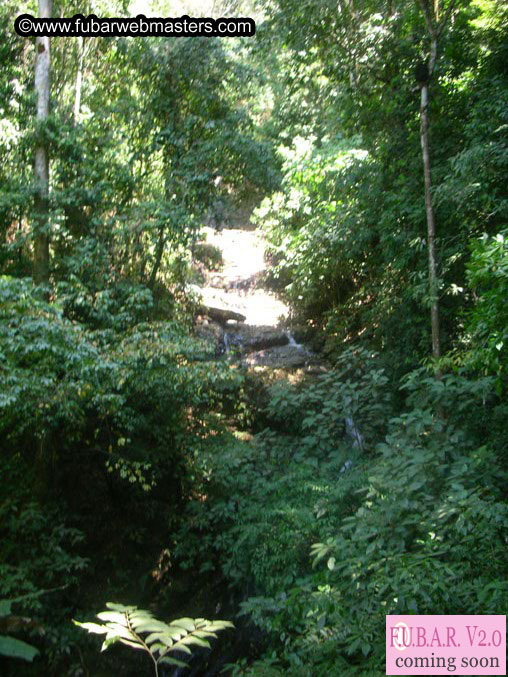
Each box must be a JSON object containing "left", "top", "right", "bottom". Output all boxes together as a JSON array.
[{"left": 201, "top": 226, "right": 290, "bottom": 327}]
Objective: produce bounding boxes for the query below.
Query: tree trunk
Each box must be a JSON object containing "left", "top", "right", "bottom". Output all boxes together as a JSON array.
[
  {"left": 73, "top": 36, "right": 84, "bottom": 126},
  {"left": 148, "top": 223, "right": 165, "bottom": 290},
  {"left": 416, "top": 0, "right": 457, "bottom": 363},
  {"left": 420, "top": 80, "right": 441, "bottom": 359},
  {"left": 33, "top": 0, "right": 52, "bottom": 288}
]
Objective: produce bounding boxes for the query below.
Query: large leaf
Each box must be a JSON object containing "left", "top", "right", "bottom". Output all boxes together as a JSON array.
[
  {"left": 203, "top": 621, "right": 234, "bottom": 632},
  {"left": 169, "top": 641, "right": 192, "bottom": 655},
  {"left": 159, "top": 656, "right": 189, "bottom": 668},
  {"left": 118, "top": 638, "right": 146, "bottom": 650},
  {"left": 105, "top": 603, "right": 132, "bottom": 612},
  {"left": 131, "top": 620, "right": 172, "bottom": 633},
  {"left": 144, "top": 630, "right": 185, "bottom": 645},
  {"left": 102, "top": 623, "right": 138, "bottom": 641},
  {"left": 191, "top": 630, "right": 218, "bottom": 639},
  {"left": 0, "top": 635, "right": 39, "bottom": 662},
  {"left": 175, "top": 634, "right": 212, "bottom": 651},
  {"left": 73, "top": 620, "right": 109, "bottom": 635},
  {"left": 169, "top": 617, "right": 196, "bottom": 632},
  {"left": 96, "top": 611, "right": 128, "bottom": 624}
]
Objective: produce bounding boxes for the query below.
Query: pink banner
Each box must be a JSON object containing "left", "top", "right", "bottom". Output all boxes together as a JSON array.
[{"left": 386, "top": 615, "right": 506, "bottom": 675}]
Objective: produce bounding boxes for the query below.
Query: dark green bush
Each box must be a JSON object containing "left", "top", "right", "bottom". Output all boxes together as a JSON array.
[
  {"left": 175, "top": 351, "right": 508, "bottom": 675},
  {"left": 235, "top": 369, "right": 508, "bottom": 674},
  {"left": 0, "top": 277, "right": 242, "bottom": 490}
]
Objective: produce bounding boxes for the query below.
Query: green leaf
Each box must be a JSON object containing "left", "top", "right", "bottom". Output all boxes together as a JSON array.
[
  {"left": 102, "top": 623, "right": 138, "bottom": 641},
  {"left": 132, "top": 620, "right": 172, "bottom": 633},
  {"left": 101, "top": 634, "right": 124, "bottom": 652},
  {"left": 128, "top": 610, "right": 154, "bottom": 627},
  {"left": 170, "top": 641, "right": 192, "bottom": 655},
  {"left": 203, "top": 621, "right": 234, "bottom": 632},
  {"left": 145, "top": 631, "right": 176, "bottom": 646},
  {"left": 105, "top": 603, "right": 132, "bottom": 612},
  {"left": 148, "top": 642, "right": 166, "bottom": 653},
  {"left": 118, "top": 638, "right": 146, "bottom": 650},
  {"left": 96, "top": 611, "right": 128, "bottom": 624},
  {"left": 73, "top": 620, "right": 109, "bottom": 635},
  {"left": 159, "top": 656, "right": 189, "bottom": 668},
  {"left": 177, "top": 635, "right": 211, "bottom": 649},
  {"left": 169, "top": 617, "right": 196, "bottom": 632},
  {"left": 191, "top": 630, "right": 218, "bottom": 639},
  {"left": 0, "top": 635, "right": 40, "bottom": 661}
]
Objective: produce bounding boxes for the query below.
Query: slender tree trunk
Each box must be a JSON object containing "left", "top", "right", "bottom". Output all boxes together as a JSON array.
[
  {"left": 73, "top": 36, "right": 84, "bottom": 126},
  {"left": 149, "top": 223, "right": 165, "bottom": 290},
  {"left": 33, "top": 0, "right": 52, "bottom": 496},
  {"left": 33, "top": 0, "right": 52, "bottom": 288},
  {"left": 417, "top": 0, "right": 457, "bottom": 363},
  {"left": 420, "top": 79, "right": 441, "bottom": 359}
]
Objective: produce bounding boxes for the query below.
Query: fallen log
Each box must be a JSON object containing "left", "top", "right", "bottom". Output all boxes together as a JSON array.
[
  {"left": 199, "top": 304, "right": 246, "bottom": 324},
  {"left": 188, "top": 284, "right": 246, "bottom": 324}
]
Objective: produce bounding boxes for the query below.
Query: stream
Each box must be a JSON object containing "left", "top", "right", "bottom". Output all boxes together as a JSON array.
[
  {"left": 194, "top": 225, "right": 317, "bottom": 370},
  {"left": 161, "top": 224, "right": 361, "bottom": 675}
]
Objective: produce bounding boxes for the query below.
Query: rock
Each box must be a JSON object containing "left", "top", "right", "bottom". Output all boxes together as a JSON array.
[
  {"left": 195, "top": 318, "right": 223, "bottom": 343},
  {"left": 241, "top": 344, "right": 310, "bottom": 369},
  {"left": 233, "top": 325, "right": 289, "bottom": 352}
]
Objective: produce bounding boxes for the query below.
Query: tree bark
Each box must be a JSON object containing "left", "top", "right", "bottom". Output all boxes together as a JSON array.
[
  {"left": 33, "top": 0, "right": 52, "bottom": 288},
  {"left": 420, "top": 79, "right": 441, "bottom": 359},
  {"left": 199, "top": 305, "right": 246, "bottom": 324},
  {"left": 73, "top": 36, "right": 84, "bottom": 126},
  {"left": 148, "top": 223, "right": 165, "bottom": 290},
  {"left": 417, "top": 0, "right": 457, "bottom": 362}
]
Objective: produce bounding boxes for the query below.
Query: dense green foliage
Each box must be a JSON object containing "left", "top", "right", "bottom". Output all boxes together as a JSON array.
[
  {"left": 0, "top": 272, "right": 242, "bottom": 672},
  {"left": 1, "top": 0, "right": 507, "bottom": 674},
  {"left": 257, "top": 0, "right": 508, "bottom": 372},
  {"left": 464, "top": 231, "right": 508, "bottom": 387},
  {"left": 177, "top": 354, "right": 508, "bottom": 674}
]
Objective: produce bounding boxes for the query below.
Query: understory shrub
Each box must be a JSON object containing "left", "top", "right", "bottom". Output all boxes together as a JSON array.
[
  {"left": 233, "top": 369, "right": 508, "bottom": 675},
  {"left": 174, "top": 350, "right": 508, "bottom": 675},
  {"left": 0, "top": 276, "right": 244, "bottom": 673},
  {"left": 174, "top": 348, "right": 389, "bottom": 608},
  {"left": 463, "top": 230, "right": 508, "bottom": 391},
  {"left": 0, "top": 276, "right": 243, "bottom": 495}
]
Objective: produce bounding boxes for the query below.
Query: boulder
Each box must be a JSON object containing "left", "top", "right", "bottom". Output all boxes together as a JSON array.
[
  {"left": 233, "top": 325, "right": 289, "bottom": 352},
  {"left": 241, "top": 344, "right": 310, "bottom": 369}
]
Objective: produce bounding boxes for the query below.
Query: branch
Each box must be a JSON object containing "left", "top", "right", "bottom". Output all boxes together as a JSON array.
[
  {"left": 429, "top": 35, "right": 438, "bottom": 76},
  {"left": 418, "top": 0, "right": 457, "bottom": 77},
  {"left": 418, "top": 0, "right": 437, "bottom": 38},
  {"left": 437, "top": 0, "right": 458, "bottom": 38}
]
